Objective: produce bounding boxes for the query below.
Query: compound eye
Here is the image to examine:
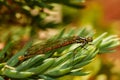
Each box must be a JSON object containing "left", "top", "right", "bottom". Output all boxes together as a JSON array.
[{"left": 87, "top": 37, "right": 93, "bottom": 42}]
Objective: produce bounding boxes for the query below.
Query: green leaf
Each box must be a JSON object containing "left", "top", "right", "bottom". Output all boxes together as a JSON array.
[
  {"left": 93, "top": 32, "right": 107, "bottom": 47},
  {"left": 16, "top": 55, "right": 44, "bottom": 71},
  {"left": 7, "top": 40, "right": 33, "bottom": 66},
  {"left": 26, "top": 58, "right": 55, "bottom": 74},
  {"left": 0, "top": 41, "right": 13, "bottom": 61}
]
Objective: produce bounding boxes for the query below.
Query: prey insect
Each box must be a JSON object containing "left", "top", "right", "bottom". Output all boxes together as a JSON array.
[{"left": 19, "top": 36, "right": 93, "bottom": 61}]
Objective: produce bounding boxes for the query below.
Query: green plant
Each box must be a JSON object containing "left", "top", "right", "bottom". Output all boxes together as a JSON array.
[
  {"left": 0, "top": 0, "right": 86, "bottom": 44},
  {"left": 0, "top": 28, "right": 119, "bottom": 80},
  {"left": 0, "top": 0, "right": 85, "bottom": 29}
]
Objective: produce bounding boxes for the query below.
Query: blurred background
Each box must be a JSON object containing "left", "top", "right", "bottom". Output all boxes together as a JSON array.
[{"left": 0, "top": 0, "right": 120, "bottom": 80}]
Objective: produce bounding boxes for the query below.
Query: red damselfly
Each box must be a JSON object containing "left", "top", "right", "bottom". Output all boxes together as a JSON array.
[{"left": 19, "top": 36, "right": 93, "bottom": 60}]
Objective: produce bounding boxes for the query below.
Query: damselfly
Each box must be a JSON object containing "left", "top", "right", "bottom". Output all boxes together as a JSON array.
[{"left": 19, "top": 36, "right": 93, "bottom": 60}]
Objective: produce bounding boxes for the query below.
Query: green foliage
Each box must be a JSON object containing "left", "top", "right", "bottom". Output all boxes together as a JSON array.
[
  {"left": 0, "top": 0, "right": 120, "bottom": 80},
  {"left": 0, "top": 0, "right": 85, "bottom": 29},
  {"left": 0, "top": 28, "right": 119, "bottom": 80}
]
